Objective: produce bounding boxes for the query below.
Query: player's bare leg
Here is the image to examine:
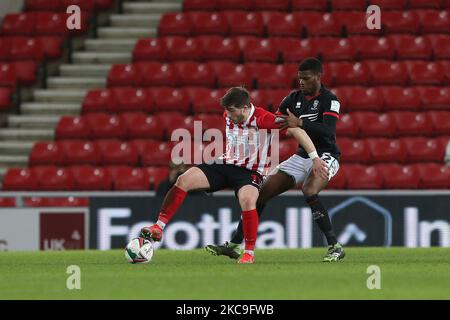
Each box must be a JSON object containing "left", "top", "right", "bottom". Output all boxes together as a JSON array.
[
  {"left": 141, "top": 167, "right": 210, "bottom": 242},
  {"left": 302, "top": 171, "right": 345, "bottom": 262},
  {"left": 236, "top": 184, "right": 259, "bottom": 264}
]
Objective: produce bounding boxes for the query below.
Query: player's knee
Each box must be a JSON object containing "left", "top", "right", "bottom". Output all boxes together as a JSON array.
[
  {"left": 174, "top": 173, "right": 192, "bottom": 191},
  {"left": 302, "top": 185, "right": 317, "bottom": 197},
  {"left": 239, "top": 196, "right": 257, "bottom": 211}
]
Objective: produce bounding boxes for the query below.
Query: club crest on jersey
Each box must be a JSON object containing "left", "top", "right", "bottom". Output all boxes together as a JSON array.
[
  {"left": 295, "top": 102, "right": 301, "bottom": 108},
  {"left": 312, "top": 100, "right": 319, "bottom": 110}
]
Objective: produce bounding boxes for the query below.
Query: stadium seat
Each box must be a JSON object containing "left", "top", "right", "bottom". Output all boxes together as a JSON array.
[
  {"left": 136, "top": 62, "right": 178, "bottom": 87},
  {"left": 58, "top": 140, "right": 102, "bottom": 165},
  {"left": 119, "top": 112, "right": 165, "bottom": 140},
  {"left": 246, "top": 63, "right": 292, "bottom": 89},
  {"left": 264, "top": 89, "right": 293, "bottom": 111},
  {"left": 409, "top": 0, "right": 444, "bottom": 9},
  {"left": 82, "top": 89, "right": 115, "bottom": 113},
  {"left": 345, "top": 165, "right": 383, "bottom": 189},
  {"left": 141, "top": 141, "right": 174, "bottom": 166},
  {"left": 278, "top": 140, "right": 298, "bottom": 162},
  {"left": 12, "top": 61, "right": 37, "bottom": 86},
  {"left": 429, "top": 111, "right": 450, "bottom": 135},
  {"left": 150, "top": 87, "right": 190, "bottom": 113},
  {"left": 1, "top": 13, "right": 36, "bottom": 35},
  {"left": 318, "top": 38, "right": 355, "bottom": 61},
  {"left": 417, "top": 86, "right": 450, "bottom": 111},
  {"left": 292, "top": 0, "right": 328, "bottom": 11},
  {"left": 331, "top": 0, "right": 366, "bottom": 10},
  {"left": 110, "top": 167, "right": 150, "bottom": 191},
  {"left": 365, "top": 60, "right": 408, "bottom": 86},
  {"left": 197, "top": 36, "right": 241, "bottom": 62},
  {"left": 29, "top": 141, "right": 65, "bottom": 166},
  {"left": 368, "top": 0, "right": 406, "bottom": 10},
  {"left": 0, "top": 88, "right": 12, "bottom": 110},
  {"left": 328, "top": 62, "right": 370, "bottom": 86},
  {"left": 97, "top": 140, "right": 139, "bottom": 166},
  {"left": 406, "top": 61, "right": 445, "bottom": 85},
  {"left": 107, "top": 64, "right": 140, "bottom": 87},
  {"left": 336, "top": 113, "right": 359, "bottom": 137},
  {"left": 340, "top": 87, "right": 384, "bottom": 112},
  {"left": 166, "top": 116, "right": 196, "bottom": 138},
  {"left": 145, "top": 167, "right": 170, "bottom": 190},
  {"left": 183, "top": 0, "right": 217, "bottom": 11},
  {"left": 215, "top": 63, "right": 253, "bottom": 88},
  {"left": 69, "top": 166, "right": 112, "bottom": 191},
  {"left": 0, "top": 64, "right": 17, "bottom": 89},
  {"left": 2, "top": 168, "right": 39, "bottom": 191},
  {"left": 133, "top": 38, "right": 168, "bottom": 62},
  {"left": 427, "top": 34, "right": 450, "bottom": 59},
  {"left": 382, "top": 11, "right": 420, "bottom": 34},
  {"left": 376, "top": 164, "right": 420, "bottom": 189},
  {"left": 442, "top": 60, "right": 450, "bottom": 84},
  {"left": 253, "top": 0, "right": 290, "bottom": 11},
  {"left": 0, "top": 38, "right": 12, "bottom": 61},
  {"left": 276, "top": 38, "right": 319, "bottom": 64},
  {"left": 84, "top": 113, "right": 127, "bottom": 139},
  {"left": 55, "top": 116, "right": 91, "bottom": 139},
  {"left": 37, "top": 36, "right": 63, "bottom": 59},
  {"left": 25, "top": 0, "right": 61, "bottom": 11},
  {"left": 153, "top": 112, "right": 186, "bottom": 133},
  {"left": 129, "top": 139, "right": 160, "bottom": 163},
  {"left": 298, "top": 12, "right": 342, "bottom": 37},
  {"left": 61, "top": 0, "right": 96, "bottom": 13},
  {"left": 249, "top": 89, "right": 270, "bottom": 109},
  {"left": 188, "top": 12, "right": 229, "bottom": 36},
  {"left": 366, "top": 138, "right": 407, "bottom": 163},
  {"left": 216, "top": 0, "right": 252, "bottom": 10},
  {"left": 173, "top": 62, "right": 215, "bottom": 87},
  {"left": 39, "top": 197, "right": 89, "bottom": 207},
  {"left": 350, "top": 36, "right": 395, "bottom": 60},
  {"left": 111, "top": 87, "right": 153, "bottom": 113},
  {"left": 264, "top": 13, "right": 303, "bottom": 38},
  {"left": 326, "top": 166, "right": 346, "bottom": 189},
  {"left": 417, "top": 10, "right": 450, "bottom": 33},
  {"left": 31, "top": 166, "right": 75, "bottom": 191},
  {"left": 0, "top": 197, "right": 16, "bottom": 207},
  {"left": 188, "top": 87, "right": 225, "bottom": 114},
  {"left": 379, "top": 86, "right": 421, "bottom": 111},
  {"left": 391, "top": 111, "right": 433, "bottom": 136},
  {"left": 335, "top": 12, "right": 382, "bottom": 36},
  {"left": 403, "top": 137, "right": 445, "bottom": 162},
  {"left": 415, "top": 163, "right": 450, "bottom": 189},
  {"left": 10, "top": 37, "right": 44, "bottom": 61},
  {"left": 195, "top": 113, "right": 226, "bottom": 133},
  {"left": 158, "top": 13, "right": 193, "bottom": 36},
  {"left": 35, "top": 13, "right": 70, "bottom": 36},
  {"left": 224, "top": 11, "right": 265, "bottom": 37},
  {"left": 164, "top": 36, "right": 203, "bottom": 61},
  {"left": 353, "top": 112, "right": 396, "bottom": 137},
  {"left": 338, "top": 138, "right": 371, "bottom": 163},
  {"left": 240, "top": 38, "right": 278, "bottom": 63},
  {"left": 95, "top": 0, "right": 114, "bottom": 11},
  {"left": 389, "top": 35, "right": 433, "bottom": 60}
]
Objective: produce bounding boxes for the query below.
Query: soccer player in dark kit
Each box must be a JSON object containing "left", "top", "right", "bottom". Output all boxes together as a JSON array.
[
  {"left": 140, "top": 86, "right": 328, "bottom": 264},
  {"left": 206, "top": 58, "right": 345, "bottom": 262}
]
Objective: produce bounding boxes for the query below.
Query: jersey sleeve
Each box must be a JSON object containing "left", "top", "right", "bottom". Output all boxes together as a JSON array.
[
  {"left": 255, "top": 107, "right": 288, "bottom": 137},
  {"left": 275, "top": 94, "right": 292, "bottom": 115},
  {"left": 322, "top": 95, "right": 340, "bottom": 119},
  {"left": 301, "top": 95, "right": 339, "bottom": 138}
]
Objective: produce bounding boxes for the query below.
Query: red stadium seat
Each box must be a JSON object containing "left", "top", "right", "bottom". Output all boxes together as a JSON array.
[
  {"left": 253, "top": 0, "right": 290, "bottom": 11},
  {"left": 2, "top": 168, "right": 39, "bottom": 191},
  {"left": 166, "top": 116, "right": 196, "bottom": 137},
  {"left": 264, "top": 13, "right": 303, "bottom": 38},
  {"left": 215, "top": 63, "right": 253, "bottom": 88},
  {"left": 107, "top": 64, "right": 140, "bottom": 87},
  {"left": 37, "top": 36, "right": 63, "bottom": 59},
  {"left": 0, "top": 198, "right": 16, "bottom": 207},
  {"left": 35, "top": 13, "right": 69, "bottom": 36},
  {"left": 328, "top": 62, "right": 370, "bottom": 86},
  {"left": 409, "top": 0, "right": 444, "bottom": 9},
  {"left": 55, "top": 116, "right": 91, "bottom": 139},
  {"left": 417, "top": 86, "right": 450, "bottom": 111},
  {"left": 195, "top": 113, "right": 226, "bottom": 132},
  {"left": 25, "top": 0, "right": 61, "bottom": 11},
  {"left": 326, "top": 167, "right": 346, "bottom": 189},
  {"left": 0, "top": 87, "right": 12, "bottom": 110},
  {"left": 331, "top": 0, "right": 366, "bottom": 10},
  {"left": 150, "top": 87, "right": 190, "bottom": 113},
  {"left": 298, "top": 12, "right": 342, "bottom": 37},
  {"left": 340, "top": 86, "right": 384, "bottom": 112},
  {"left": 415, "top": 163, "right": 450, "bottom": 189},
  {"left": 376, "top": 164, "right": 420, "bottom": 189},
  {"left": 1, "top": 13, "right": 36, "bottom": 36},
  {"left": 379, "top": 86, "right": 421, "bottom": 111},
  {"left": 389, "top": 35, "right": 433, "bottom": 60},
  {"left": 84, "top": 113, "right": 127, "bottom": 139},
  {"left": 292, "top": 0, "right": 329, "bottom": 11},
  {"left": 224, "top": 11, "right": 264, "bottom": 37},
  {"left": 345, "top": 165, "right": 383, "bottom": 189},
  {"left": 133, "top": 38, "right": 168, "bottom": 62},
  {"left": 31, "top": 166, "right": 75, "bottom": 191},
  {"left": 173, "top": 62, "right": 215, "bottom": 87},
  {"left": 95, "top": 0, "right": 114, "bottom": 11},
  {"left": 197, "top": 36, "right": 241, "bottom": 62},
  {"left": 353, "top": 112, "right": 396, "bottom": 137},
  {"left": 183, "top": 0, "right": 217, "bottom": 11},
  {"left": 367, "top": 138, "right": 407, "bottom": 163},
  {"left": 97, "top": 140, "right": 139, "bottom": 165},
  {"left": 10, "top": 37, "right": 44, "bottom": 61},
  {"left": 29, "top": 141, "right": 65, "bottom": 166},
  {"left": 403, "top": 137, "right": 445, "bottom": 162},
  {"left": 154, "top": 112, "right": 186, "bottom": 132},
  {"left": 250, "top": 90, "right": 270, "bottom": 109},
  {"left": 137, "top": 62, "right": 178, "bottom": 87},
  {"left": 69, "top": 166, "right": 112, "bottom": 191},
  {"left": 366, "top": 60, "right": 408, "bottom": 86},
  {"left": 335, "top": 11, "right": 382, "bottom": 36},
  {"left": 350, "top": 36, "right": 395, "bottom": 60},
  {"left": 119, "top": 112, "right": 164, "bottom": 140},
  {"left": 336, "top": 114, "right": 359, "bottom": 137},
  {"left": 82, "top": 89, "right": 115, "bottom": 113},
  {"left": 338, "top": 138, "right": 371, "bottom": 163},
  {"left": 442, "top": 60, "right": 450, "bottom": 84},
  {"left": 264, "top": 89, "right": 293, "bottom": 111},
  {"left": 391, "top": 111, "right": 432, "bottom": 136},
  {"left": 369, "top": 0, "right": 406, "bottom": 10},
  {"left": 318, "top": 38, "right": 356, "bottom": 61},
  {"left": 164, "top": 36, "right": 202, "bottom": 61},
  {"left": 12, "top": 61, "right": 37, "bottom": 86},
  {"left": 188, "top": 12, "right": 229, "bottom": 36},
  {"left": 246, "top": 63, "right": 292, "bottom": 89},
  {"left": 429, "top": 111, "right": 450, "bottom": 135},
  {"left": 405, "top": 61, "right": 445, "bottom": 85},
  {"left": 240, "top": 38, "right": 278, "bottom": 63},
  {"left": 216, "top": 0, "right": 252, "bottom": 10},
  {"left": 0, "top": 38, "right": 12, "bottom": 61},
  {"left": 278, "top": 140, "right": 298, "bottom": 162},
  {"left": 382, "top": 11, "right": 420, "bottom": 34},
  {"left": 61, "top": 0, "right": 96, "bottom": 13},
  {"left": 276, "top": 38, "right": 320, "bottom": 64},
  {"left": 129, "top": 139, "right": 160, "bottom": 162},
  {"left": 110, "top": 87, "right": 153, "bottom": 113},
  {"left": 145, "top": 167, "right": 170, "bottom": 190},
  {"left": 58, "top": 140, "right": 102, "bottom": 165},
  {"left": 0, "top": 64, "right": 17, "bottom": 89},
  {"left": 417, "top": 10, "right": 450, "bottom": 33},
  {"left": 158, "top": 13, "right": 193, "bottom": 36},
  {"left": 111, "top": 167, "right": 150, "bottom": 191},
  {"left": 43, "top": 197, "right": 89, "bottom": 207},
  {"left": 427, "top": 34, "right": 450, "bottom": 59},
  {"left": 141, "top": 141, "right": 174, "bottom": 166},
  {"left": 188, "top": 87, "right": 225, "bottom": 114}
]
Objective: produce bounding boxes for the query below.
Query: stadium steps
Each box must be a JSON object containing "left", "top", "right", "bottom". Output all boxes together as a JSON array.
[
  {"left": 0, "top": 155, "right": 28, "bottom": 167},
  {"left": 110, "top": 14, "right": 161, "bottom": 28},
  {"left": 47, "top": 77, "right": 106, "bottom": 89},
  {"left": 72, "top": 52, "right": 132, "bottom": 64},
  {"left": 33, "top": 89, "right": 86, "bottom": 103},
  {"left": 123, "top": 1, "right": 182, "bottom": 14},
  {"left": 446, "top": 141, "right": 450, "bottom": 163},
  {"left": 97, "top": 27, "right": 157, "bottom": 39},
  {"left": 8, "top": 115, "right": 60, "bottom": 129},
  {"left": 21, "top": 103, "right": 81, "bottom": 115},
  {"left": 60, "top": 64, "right": 112, "bottom": 77},
  {"left": 85, "top": 39, "right": 137, "bottom": 52},
  {"left": 0, "top": 128, "right": 54, "bottom": 141},
  {"left": 0, "top": 141, "right": 34, "bottom": 155}
]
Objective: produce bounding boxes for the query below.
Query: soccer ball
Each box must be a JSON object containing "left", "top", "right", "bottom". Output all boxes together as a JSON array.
[{"left": 124, "top": 237, "right": 154, "bottom": 264}]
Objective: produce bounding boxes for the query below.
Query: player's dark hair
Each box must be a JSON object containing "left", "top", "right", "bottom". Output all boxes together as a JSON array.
[
  {"left": 220, "top": 87, "right": 250, "bottom": 109},
  {"left": 299, "top": 58, "right": 323, "bottom": 74}
]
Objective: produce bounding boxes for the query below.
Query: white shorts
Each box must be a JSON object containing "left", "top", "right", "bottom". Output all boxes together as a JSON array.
[{"left": 276, "top": 153, "right": 340, "bottom": 185}]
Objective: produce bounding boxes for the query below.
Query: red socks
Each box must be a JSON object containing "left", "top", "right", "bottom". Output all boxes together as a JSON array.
[
  {"left": 158, "top": 186, "right": 187, "bottom": 224},
  {"left": 242, "top": 209, "right": 258, "bottom": 251}
]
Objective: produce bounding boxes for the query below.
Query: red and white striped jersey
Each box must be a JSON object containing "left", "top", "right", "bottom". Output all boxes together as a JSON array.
[{"left": 219, "top": 104, "right": 281, "bottom": 175}]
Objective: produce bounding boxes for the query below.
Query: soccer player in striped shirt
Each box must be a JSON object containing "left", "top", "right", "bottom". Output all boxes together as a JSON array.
[{"left": 141, "top": 86, "right": 327, "bottom": 264}]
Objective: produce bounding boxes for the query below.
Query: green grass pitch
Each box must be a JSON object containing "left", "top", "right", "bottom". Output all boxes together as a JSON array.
[{"left": 1, "top": 248, "right": 449, "bottom": 299}]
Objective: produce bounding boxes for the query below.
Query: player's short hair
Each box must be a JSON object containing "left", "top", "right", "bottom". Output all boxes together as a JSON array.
[
  {"left": 220, "top": 87, "right": 250, "bottom": 109},
  {"left": 299, "top": 58, "right": 323, "bottom": 74}
]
